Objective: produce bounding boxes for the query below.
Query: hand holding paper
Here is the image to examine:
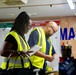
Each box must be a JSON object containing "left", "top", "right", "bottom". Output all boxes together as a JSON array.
[
  {"left": 46, "top": 54, "right": 59, "bottom": 68},
  {"left": 28, "top": 45, "right": 42, "bottom": 56}
]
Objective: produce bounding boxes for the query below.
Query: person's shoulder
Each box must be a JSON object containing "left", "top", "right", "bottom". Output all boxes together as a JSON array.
[
  {"left": 5, "top": 34, "right": 15, "bottom": 41},
  {"left": 31, "top": 29, "right": 38, "bottom": 35},
  {"left": 5, "top": 34, "right": 13, "bottom": 38}
]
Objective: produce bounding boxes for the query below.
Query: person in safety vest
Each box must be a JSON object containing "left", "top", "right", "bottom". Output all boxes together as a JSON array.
[
  {"left": 0, "top": 11, "right": 33, "bottom": 70},
  {"left": 28, "top": 21, "right": 59, "bottom": 75}
]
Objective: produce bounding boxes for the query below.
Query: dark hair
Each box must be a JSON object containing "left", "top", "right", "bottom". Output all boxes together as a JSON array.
[{"left": 10, "top": 11, "right": 30, "bottom": 37}]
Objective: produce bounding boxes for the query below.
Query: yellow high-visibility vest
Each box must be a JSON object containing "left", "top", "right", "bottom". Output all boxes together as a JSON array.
[
  {"left": 1, "top": 31, "right": 30, "bottom": 69},
  {"left": 30, "top": 27, "right": 53, "bottom": 71}
]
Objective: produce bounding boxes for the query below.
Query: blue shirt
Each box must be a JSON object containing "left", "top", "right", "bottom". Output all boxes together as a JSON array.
[{"left": 28, "top": 30, "right": 56, "bottom": 55}]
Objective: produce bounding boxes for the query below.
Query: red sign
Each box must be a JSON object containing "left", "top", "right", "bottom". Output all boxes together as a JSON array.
[{"left": 32, "top": 20, "right": 60, "bottom": 27}]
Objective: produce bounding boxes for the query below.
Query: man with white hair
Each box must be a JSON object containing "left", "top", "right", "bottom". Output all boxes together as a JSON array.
[{"left": 28, "top": 21, "right": 59, "bottom": 75}]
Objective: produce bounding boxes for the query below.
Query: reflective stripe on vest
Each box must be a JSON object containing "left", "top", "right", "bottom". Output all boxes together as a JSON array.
[
  {"left": 1, "top": 31, "right": 30, "bottom": 69},
  {"left": 4, "top": 57, "right": 29, "bottom": 64},
  {"left": 30, "top": 27, "right": 52, "bottom": 69}
]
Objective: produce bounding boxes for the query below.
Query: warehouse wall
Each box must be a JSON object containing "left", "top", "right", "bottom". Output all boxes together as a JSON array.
[{"left": 60, "top": 17, "right": 76, "bottom": 58}]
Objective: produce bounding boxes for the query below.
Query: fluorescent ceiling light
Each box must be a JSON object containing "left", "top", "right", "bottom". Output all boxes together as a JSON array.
[
  {"left": 67, "top": 0, "right": 75, "bottom": 9},
  {"left": 21, "top": 0, "right": 28, "bottom": 4}
]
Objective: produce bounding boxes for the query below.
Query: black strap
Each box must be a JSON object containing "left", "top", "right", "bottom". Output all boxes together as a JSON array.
[
  {"left": 6, "top": 52, "right": 33, "bottom": 70},
  {"left": 6, "top": 53, "right": 13, "bottom": 69},
  {"left": 6, "top": 52, "right": 24, "bottom": 70},
  {"left": 13, "top": 52, "right": 24, "bottom": 68}
]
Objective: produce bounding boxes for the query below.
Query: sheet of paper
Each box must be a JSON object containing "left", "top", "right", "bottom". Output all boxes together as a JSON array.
[
  {"left": 29, "top": 45, "right": 42, "bottom": 56},
  {"left": 46, "top": 55, "right": 59, "bottom": 68}
]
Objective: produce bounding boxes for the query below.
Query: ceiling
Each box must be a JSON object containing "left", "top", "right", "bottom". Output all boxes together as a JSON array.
[{"left": 0, "top": 0, "right": 76, "bottom": 20}]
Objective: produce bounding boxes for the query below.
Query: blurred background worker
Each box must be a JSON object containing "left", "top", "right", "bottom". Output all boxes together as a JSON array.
[
  {"left": 0, "top": 11, "right": 32, "bottom": 70},
  {"left": 28, "top": 21, "right": 59, "bottom": 75}
]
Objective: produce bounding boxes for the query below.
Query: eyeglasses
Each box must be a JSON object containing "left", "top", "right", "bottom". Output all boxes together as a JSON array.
[
  {"left": 51, "top": 26, "right": 56, "bottom": 33},
  {"left": 25, "top": 24, "right": 32, "bottom": 30},
  {"left": 26, "top": 23, "right": 32, "bottom": 29},
  {"left": 28, "top": 24, "right": 32, "bottom": 28}
]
